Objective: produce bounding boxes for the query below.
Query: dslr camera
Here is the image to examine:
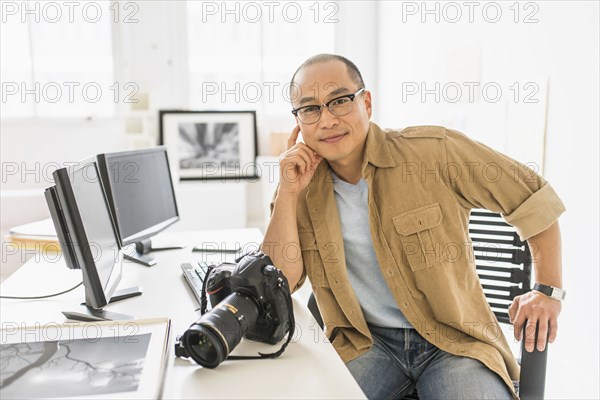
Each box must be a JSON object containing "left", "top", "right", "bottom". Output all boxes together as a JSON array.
[{"left": 175, "top": 251, "right": 295, "bottom": 368}]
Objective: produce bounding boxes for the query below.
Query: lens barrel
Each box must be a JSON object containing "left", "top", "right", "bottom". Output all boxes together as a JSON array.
[{"left": 182, "top": 292, "right": 259, "bottom": 368}]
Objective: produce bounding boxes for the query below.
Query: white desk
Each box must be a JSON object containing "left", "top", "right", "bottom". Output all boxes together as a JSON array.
[{"left": 0, "top": 228, "right": 366, "bottom": 399}]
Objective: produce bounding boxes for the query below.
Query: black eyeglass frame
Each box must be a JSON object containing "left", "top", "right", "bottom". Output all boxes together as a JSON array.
[{"left": 291, "top": 88, "right": 366, "bottom": 124}]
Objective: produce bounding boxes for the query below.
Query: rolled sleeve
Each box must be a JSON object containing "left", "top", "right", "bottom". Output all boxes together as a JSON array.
[
  {"left": 443, "top": 129, "right": 566, "bottom": 236},
  {"left": 503, "top": 182, "right": 566, "bottom": 240}
]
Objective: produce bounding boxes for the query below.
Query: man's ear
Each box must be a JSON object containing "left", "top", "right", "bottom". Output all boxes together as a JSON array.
[{"left": 364, "top": 90, "right": 373, "bottom": 118}]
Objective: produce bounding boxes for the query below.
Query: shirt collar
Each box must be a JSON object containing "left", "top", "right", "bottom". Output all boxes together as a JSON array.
[{"left": 361, "top": 121, "right": 397, "bottom": 172}]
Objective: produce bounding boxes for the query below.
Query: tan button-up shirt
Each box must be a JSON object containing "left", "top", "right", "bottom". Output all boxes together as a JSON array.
[{"left": 273, "top": 122, "right": 565, "bottom": 398}]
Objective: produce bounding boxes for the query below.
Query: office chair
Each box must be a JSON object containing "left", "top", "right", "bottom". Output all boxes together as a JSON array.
[{"left": 307, "top": 210, "right": 548, "bottom": 399}]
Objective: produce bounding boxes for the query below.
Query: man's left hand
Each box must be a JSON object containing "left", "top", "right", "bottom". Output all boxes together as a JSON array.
[{"left": 508, "top": 291, "right": 562, "bottom": 352}]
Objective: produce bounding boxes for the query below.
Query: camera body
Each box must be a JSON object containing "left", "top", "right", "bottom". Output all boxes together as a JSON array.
[
  {"left": 175, "top": 251, "right": 294, "bottom": 368},
  {"left": 206, "top": 252, "right": 291, "bottom": 344}
]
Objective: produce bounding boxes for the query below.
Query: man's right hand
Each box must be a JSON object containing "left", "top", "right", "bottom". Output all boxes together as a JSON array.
[{"left": 278, "top": 125, "right": 323, "bottom": 196}]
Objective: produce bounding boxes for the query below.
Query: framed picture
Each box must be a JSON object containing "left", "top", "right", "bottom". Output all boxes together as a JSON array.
[
  {"left": 0, "top": 318, "right": 171, "bottom": 399},
  {"left": 159, "top": 110, "right": 258, "bottom": 180}
]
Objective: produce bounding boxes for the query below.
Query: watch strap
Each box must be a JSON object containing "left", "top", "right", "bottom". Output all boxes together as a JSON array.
[{"left": 533, "top": 283, "right": 566, "bottom": 301}]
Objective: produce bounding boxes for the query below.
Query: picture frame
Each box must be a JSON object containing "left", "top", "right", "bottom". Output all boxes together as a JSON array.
[
  {"left": 0, "top": 318, "right": 171, "bottom": 399},
  {"left": 159, "top": 110, "right": 258, "bottom": 181}
]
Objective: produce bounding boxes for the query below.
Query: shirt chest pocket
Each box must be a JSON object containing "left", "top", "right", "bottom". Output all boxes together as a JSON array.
[
  {"left": 392, "top": 203, "right": 445, "bottom": 271},
  {"left": 298, "top": 231, "right": 328, "bottom": 286}
]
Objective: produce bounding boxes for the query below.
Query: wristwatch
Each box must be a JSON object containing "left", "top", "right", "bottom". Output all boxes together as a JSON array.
[{"left": 533, "top": 283, "right": 566, "bottom": 301}]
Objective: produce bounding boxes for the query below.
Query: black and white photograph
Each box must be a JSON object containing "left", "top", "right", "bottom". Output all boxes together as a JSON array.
[
  {"left": 0, "top": 334, "right": 151, "bottom": 399},
  {"left": 160, "top": 111, "right": 258, "bottom": 180},
  {"left": 178, "top": 122, "right": 240, "bottom": 169}
]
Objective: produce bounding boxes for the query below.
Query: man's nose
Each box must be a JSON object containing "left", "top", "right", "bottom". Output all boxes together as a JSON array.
[{"left": 319, "top": 106, "right": 339, "bottom": 128}]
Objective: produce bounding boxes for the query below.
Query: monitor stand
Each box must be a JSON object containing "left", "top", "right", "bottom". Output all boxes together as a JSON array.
[
  {"left": 62, "top": 286, "right": 143, "bottom": 322},
  {"left": 124, "top": 238, "right": 185, "bottom": 267}
]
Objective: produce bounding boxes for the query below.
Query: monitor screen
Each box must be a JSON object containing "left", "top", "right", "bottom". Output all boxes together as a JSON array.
[
  {"left": 70, "top": 164, "right": 122, "bottom": 294},
  {"left": 46, "top": 161, "right": 123, "bottom": 310},
  {"left": 97, "top": 147, "right": 179, "bottom": 245}
]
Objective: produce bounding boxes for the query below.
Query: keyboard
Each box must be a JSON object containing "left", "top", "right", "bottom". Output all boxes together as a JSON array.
[{"left": 181, "top": 262, "right": 210, "bottom": 305}]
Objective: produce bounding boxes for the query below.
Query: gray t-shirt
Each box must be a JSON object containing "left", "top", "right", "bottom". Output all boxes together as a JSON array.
[{"left": 332, "top": 173, "right": 413, "bottom": 329}]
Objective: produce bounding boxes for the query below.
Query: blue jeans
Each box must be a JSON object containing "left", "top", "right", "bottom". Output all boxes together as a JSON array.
[{"left": 345, "top": 325, "right": 513, "bottom": 400}]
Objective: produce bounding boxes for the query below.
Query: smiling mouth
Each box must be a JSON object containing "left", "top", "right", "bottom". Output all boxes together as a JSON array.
[{"left": 320, "top": 133, "right": 347, "bottom": 143}]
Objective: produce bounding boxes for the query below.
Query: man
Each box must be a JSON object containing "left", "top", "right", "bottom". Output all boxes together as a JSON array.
[{"left": 261, "top": 54, "right": 565, "bottom": 399}]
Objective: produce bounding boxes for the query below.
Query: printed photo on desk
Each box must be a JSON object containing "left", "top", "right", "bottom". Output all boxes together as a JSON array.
[
  {"left": 0, "top": 318, "right": 171, "bottom": 399},
  {"left": 159, "top": 110, "right": 258, "bottom": 181}
]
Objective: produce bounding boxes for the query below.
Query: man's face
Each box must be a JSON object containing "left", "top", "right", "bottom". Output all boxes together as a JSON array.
[{"left": 291, "top": 61, "right": 372, "bottom": 165}]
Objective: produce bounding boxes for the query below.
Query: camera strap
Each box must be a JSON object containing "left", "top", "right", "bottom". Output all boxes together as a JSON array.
[
  {"left": 199, "top": 265, "right": 215, "bottom": 315},
  {"left": 227, "top": 279, "right": 296, "bottom": 361}
]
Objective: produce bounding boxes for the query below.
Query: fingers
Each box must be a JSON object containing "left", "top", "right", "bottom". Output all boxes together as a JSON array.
[
  {"left": 285, "top": 126, "right": 319, "bottom": 165},
  {"left": 508, "top": 297, "right": 521, "bottom": 341},
  {"left": 508, "top": 296, "right": 519, "bottom": 323},
  {"left": 285, "top": 125, "right": 321, "bottom": 161},
  {"left": 287, "top": 125, "right": 301, "bottom": 150},
  {"left": 283, "top": 144, "right": 318, "bottom": 169},
  {"left": 513, "top": 308, "right": 525, "bottom": 342},
  {"left": 523, "top": 319, "right": 538, "bottom": 353},
  {"left": 548, "top": 318, "right": 558, "bottom": 344},
  {"left": 291, "top": 147, "right": 313, "bottom": 174},
  {"left": 298, "top": 144, "right": 318, "bottom": 165},
  {"left": 279, "top": 145, "right": 319, "bottom": 184},
  {"left": 535, "top": 318, "right": 549, "bottom": 352},
  {"left": 280, "top": 126, "right": 324, "bottom": 192},
  {"left": 511, "top": 292, "right": 561, "bottom": 352}
]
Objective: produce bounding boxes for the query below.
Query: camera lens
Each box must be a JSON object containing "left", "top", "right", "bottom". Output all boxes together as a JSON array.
[
  {"left": 182, "top": 292, "right": 259, "bottom": 368},
  {"left": 185, "top": 329, "right": 220, "bottom": 364}
]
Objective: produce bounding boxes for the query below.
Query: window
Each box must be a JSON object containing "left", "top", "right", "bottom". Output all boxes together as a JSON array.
[
  {"left": 0, "top": 1, "right": 114, "bottom": 118},
  {"left": 186, "top": 1, "right": 336, "bottom": 117}
]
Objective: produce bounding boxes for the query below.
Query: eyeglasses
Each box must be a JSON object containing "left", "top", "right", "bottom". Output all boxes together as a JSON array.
[{"left": 291, "top": 88, "right": 365, "bottom": 125}]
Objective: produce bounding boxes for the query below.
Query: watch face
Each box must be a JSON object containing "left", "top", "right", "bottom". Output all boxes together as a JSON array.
[{"left": 552, "top": 287, "right": 566, "bottom": 300}]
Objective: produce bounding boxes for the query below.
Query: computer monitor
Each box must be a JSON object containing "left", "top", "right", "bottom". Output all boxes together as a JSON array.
[
  {"left": 96, "top": 147, "right": 182, "bottom": 266},
  {"left": 45, "top": 161, "right": 141, "bottom": 321}
]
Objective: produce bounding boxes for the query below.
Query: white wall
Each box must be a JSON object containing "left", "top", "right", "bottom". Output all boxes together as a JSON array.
[
  {"left": 0, "top": 2, "right": 245, "bottom": 230},
  {"left": 377, "top": 1, "right": 599, "bottom": 398}
]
